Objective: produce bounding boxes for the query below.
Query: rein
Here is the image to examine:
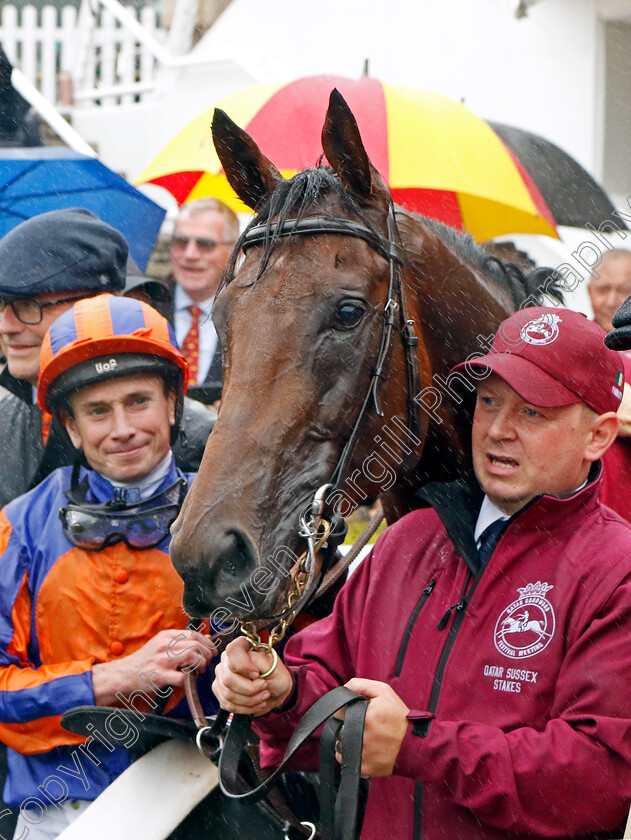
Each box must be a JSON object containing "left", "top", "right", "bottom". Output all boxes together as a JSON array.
[{"left": 184, "top": 205, "right": 419, "bottom": 839}]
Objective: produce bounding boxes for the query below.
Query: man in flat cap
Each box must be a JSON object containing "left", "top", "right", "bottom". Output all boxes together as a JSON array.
[{"left": 0, "top": 208, "right": 214, "bottom": 507}]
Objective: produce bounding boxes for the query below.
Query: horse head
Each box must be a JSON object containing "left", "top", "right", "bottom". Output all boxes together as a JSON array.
[{"left": 170, "top": 90, "right": 521, "bottom": 623}]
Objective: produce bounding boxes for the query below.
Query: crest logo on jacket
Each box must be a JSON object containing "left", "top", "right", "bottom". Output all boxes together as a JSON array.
[
  {"left": 494, "top": 581, "right": 555, "bottom": 659},
  {"left": 520, "top": 313, "right": 561, "bottom": 345}
]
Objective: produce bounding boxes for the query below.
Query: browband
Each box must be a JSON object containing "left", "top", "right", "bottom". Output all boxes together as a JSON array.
[{"left": 241, "top": 216, "right": 406, "bottom": 265}]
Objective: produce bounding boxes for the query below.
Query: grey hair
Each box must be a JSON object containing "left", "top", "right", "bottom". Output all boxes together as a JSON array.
[{"left": 177, "top": 198, "right": 240, "bottom": 242}]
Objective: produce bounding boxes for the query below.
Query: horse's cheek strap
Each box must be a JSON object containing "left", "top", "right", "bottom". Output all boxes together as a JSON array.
[{"left": 218, "top": 685, "right": 369, "bottom": 840}]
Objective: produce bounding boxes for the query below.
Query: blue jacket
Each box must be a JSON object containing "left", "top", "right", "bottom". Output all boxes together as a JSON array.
[{"left": 0, "top": 459, "right": 217, "bottom": 806}]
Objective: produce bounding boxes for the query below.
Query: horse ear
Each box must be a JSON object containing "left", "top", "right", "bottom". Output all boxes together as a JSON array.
[
  {"left": 212, "top": 108, "right": 284, "bottom": 211},
  {"left": 321, "top": 89, "right": 390, "bottom": 208}
]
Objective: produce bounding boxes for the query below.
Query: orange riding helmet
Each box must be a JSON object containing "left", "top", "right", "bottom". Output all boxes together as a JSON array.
[{"left": 38, "top": 294, "right": 189, "bottom": 434}]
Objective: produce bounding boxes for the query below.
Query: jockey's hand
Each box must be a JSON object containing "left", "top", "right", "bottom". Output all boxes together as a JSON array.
[
  {"left": 212, "top": 637, "right": 294, "bottom": 717},
  {"left": 93, "top": 628, "right": 217, "bottom": 706},
  {"left": 334, "top": 678, "right": 409, "bottom": 778}
]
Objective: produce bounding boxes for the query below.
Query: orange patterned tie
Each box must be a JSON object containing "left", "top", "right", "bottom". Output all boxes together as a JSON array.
[
  {"left": 41, "top": 410, "right": 52, "bottom": 445},
  {"left": 181, "top": 305, "right": 202, "bottom": 384}
]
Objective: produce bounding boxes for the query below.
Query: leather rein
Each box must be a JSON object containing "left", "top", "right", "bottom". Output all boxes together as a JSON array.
[{"left": 184, "top": 204, "right": 423, "bottom": 839}]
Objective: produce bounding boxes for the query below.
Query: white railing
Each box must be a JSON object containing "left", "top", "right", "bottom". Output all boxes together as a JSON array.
[{"left": 0, "top": 2, "right": 168, "bottom": 109}]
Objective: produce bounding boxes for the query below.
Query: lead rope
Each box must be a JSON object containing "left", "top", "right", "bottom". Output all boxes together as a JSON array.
[
  {"left": 185, "top": 500, "right": 384, "bottom": 728},
  {"left": 315, "top": 502, "right": 384, "bottom": 599},
  {"left": 184, "top": 506, "right": 384, "bottom": 836}
]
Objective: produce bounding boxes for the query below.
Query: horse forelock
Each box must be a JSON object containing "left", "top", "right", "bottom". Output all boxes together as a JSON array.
[{"left": 221, "top": 166, "right": 382, "bottom": 291}]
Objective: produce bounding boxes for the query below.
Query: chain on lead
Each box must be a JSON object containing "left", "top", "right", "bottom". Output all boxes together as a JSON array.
[
  {"left": 240, "top": 485, "right": 334, "bottom": 654},
  {"left": 240, "top": 519, "right": 331, "bottom": 652}
]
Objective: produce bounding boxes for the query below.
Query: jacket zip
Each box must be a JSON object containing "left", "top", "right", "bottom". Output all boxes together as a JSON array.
[
  {"left": 436, "top": 571, "right": 473, "bottom": 631},
  {"left": 414, "top": 567, "right": 482, "bottom": 839},
  {"left": 394, "top": 579, "right": 436, "bottom": 677}
]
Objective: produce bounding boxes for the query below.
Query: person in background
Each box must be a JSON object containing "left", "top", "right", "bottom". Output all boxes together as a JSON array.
[
  {"left": 214, "top": 307, "right": 631, "bottom": 840},
  {"left": 0, "top": 295, "right": 217, "bottom": 839},
  {"left": 0, "top": 208, "right": 215, "bottom": 509},
  {"left": 169, "top": 198, "right": 238, "bottom": 400},
  {"left": 587, "top": 249, "right": 631, "bottom": 334},
  {"left": 123, "top": 256, "right": 173, "bottom": 322},
  {"left": 587, "top": 249, "right": 631, "bottom": 520}
]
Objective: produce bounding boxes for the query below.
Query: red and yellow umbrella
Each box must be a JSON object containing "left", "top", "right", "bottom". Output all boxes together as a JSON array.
[{"left": 137, "top": 75, "right": 557, "bottom": 241}]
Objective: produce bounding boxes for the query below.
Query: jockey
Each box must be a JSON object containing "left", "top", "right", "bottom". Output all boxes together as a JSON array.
[
  {"left": 0, "top": 295, "right": 217, "bottom": 840},
  {"left": 0, "top": 208, "right": 215, "bottom": 509}
]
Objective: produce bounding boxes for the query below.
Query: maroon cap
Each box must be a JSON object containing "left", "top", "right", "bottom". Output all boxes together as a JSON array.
[{"left": 453, "top": 307, "right": 625, "bottom": 415}]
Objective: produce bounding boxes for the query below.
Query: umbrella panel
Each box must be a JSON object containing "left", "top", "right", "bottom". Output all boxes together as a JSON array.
[
  {"left": 138, "top": 76, "right": 559, "bottom": 240},
  {"left": 490, "top": 122, "right": 624, "bottom": 231},
  {"left": 0, "top": 155, "right": 166, "bottom": 270}
]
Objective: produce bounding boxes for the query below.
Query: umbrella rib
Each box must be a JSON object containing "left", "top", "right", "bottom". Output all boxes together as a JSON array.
[{"left": 0, "top": 185, "right": 141, "bottom": 205}]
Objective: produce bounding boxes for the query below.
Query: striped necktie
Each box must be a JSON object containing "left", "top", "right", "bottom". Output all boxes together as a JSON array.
[{"left": 181, "top": 305, "right": 202, "bottom": 383}]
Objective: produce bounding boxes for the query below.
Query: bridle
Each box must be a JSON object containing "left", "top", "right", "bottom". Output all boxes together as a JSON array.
[
  {"left": 186, "top": 203, "right": 423, "bottom": 840},
  {"left": 236, "top": 202, "right": 423, "bottom": 652}
]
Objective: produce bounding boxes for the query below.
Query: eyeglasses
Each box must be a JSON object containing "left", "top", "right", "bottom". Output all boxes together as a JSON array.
[
  {"left": 0, "top": 294, "right": 87, "bottom": 325},
  {"left": 60, "top": 477, "right": 186, "bottom": 551},
  {"left": 171, "top": 235, "right": 234, "bottom": 254}
]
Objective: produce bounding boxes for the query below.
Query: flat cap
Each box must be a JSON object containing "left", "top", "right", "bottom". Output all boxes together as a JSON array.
[{"left": 0, "top": 208, "right": 128, "bottom": 299}]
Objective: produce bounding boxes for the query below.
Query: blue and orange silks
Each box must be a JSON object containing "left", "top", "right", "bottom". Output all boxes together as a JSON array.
[{"left": 0, "top": 459, "right": 215, "bottom": 806}]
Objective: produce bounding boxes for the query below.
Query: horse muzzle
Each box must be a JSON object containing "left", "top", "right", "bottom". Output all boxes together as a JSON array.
[{"left": 171, "top": 525, "right": 273, "bottom": 619}]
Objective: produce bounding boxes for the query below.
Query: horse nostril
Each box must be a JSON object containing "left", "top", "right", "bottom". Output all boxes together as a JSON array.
[
  {"left": 171, "top": 524, "right": 263, "bottom": 616},
  {"left": 212, "top": 529, "right": 258, "bottom": 602}
]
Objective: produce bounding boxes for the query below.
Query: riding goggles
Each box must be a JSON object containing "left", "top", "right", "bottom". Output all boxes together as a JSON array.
[{"left": 60, "top": 477, "right": 186, "bottom": 551}]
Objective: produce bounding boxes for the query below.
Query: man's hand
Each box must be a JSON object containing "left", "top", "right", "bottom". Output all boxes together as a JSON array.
[
  {"left": 212, "top": 637, "right": 294, "bottom": 717},
  {"left": 335, "top": 679, "right": 410, "bottom": 778},
  {"left": 617, "top": 382, "right": 631, "bottom": 437},
  {"left": 92, "top": 628, "right": 217, "bottom": 706}
]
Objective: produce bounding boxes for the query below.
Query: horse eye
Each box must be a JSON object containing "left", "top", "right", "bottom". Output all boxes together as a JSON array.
[{"left": 333, "top": 301, "right": 366, "bottom": 331}]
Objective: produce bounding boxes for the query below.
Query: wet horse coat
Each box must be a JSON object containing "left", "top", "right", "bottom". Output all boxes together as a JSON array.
[{"left": 170, "top": 91, "right": 557, "bottom": 622}]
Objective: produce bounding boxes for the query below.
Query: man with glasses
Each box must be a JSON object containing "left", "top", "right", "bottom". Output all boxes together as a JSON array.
[
  {"left": 169, "top": 198, "right": 238, "bottom": 399},
  {"left": 0, "top": 294, "right": 217, "bottom": 839},
  {"left": 0, "top": 207, "right": 215, "bottom": 508}
]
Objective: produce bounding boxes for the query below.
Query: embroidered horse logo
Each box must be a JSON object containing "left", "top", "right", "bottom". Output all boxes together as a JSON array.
[
  {"left": 520, "top": 313, "right": 561, "bottom": 346},
  {"left": 494, "top": 582, "right": 555, "bottom": 660}
]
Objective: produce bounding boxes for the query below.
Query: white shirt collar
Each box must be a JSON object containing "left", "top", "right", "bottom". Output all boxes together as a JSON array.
[
  {"left": 108, "top": 452, "right": 174, "bottom": 502},
  {"left": 474, "top": 496, "right": 510, "bottom": 544},
  {"left": 174, "top": 284, "right": 214, "bottom": 316}
]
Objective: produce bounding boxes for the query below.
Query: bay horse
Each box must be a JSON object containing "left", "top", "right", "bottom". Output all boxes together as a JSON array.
[{"left": 170, "top": 90, "right": 558, "bottom": 623}]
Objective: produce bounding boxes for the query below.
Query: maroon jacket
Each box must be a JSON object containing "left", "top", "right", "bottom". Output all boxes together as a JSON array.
[{"left": 255, "top": 469, "right": 631, "bottom": 840}]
